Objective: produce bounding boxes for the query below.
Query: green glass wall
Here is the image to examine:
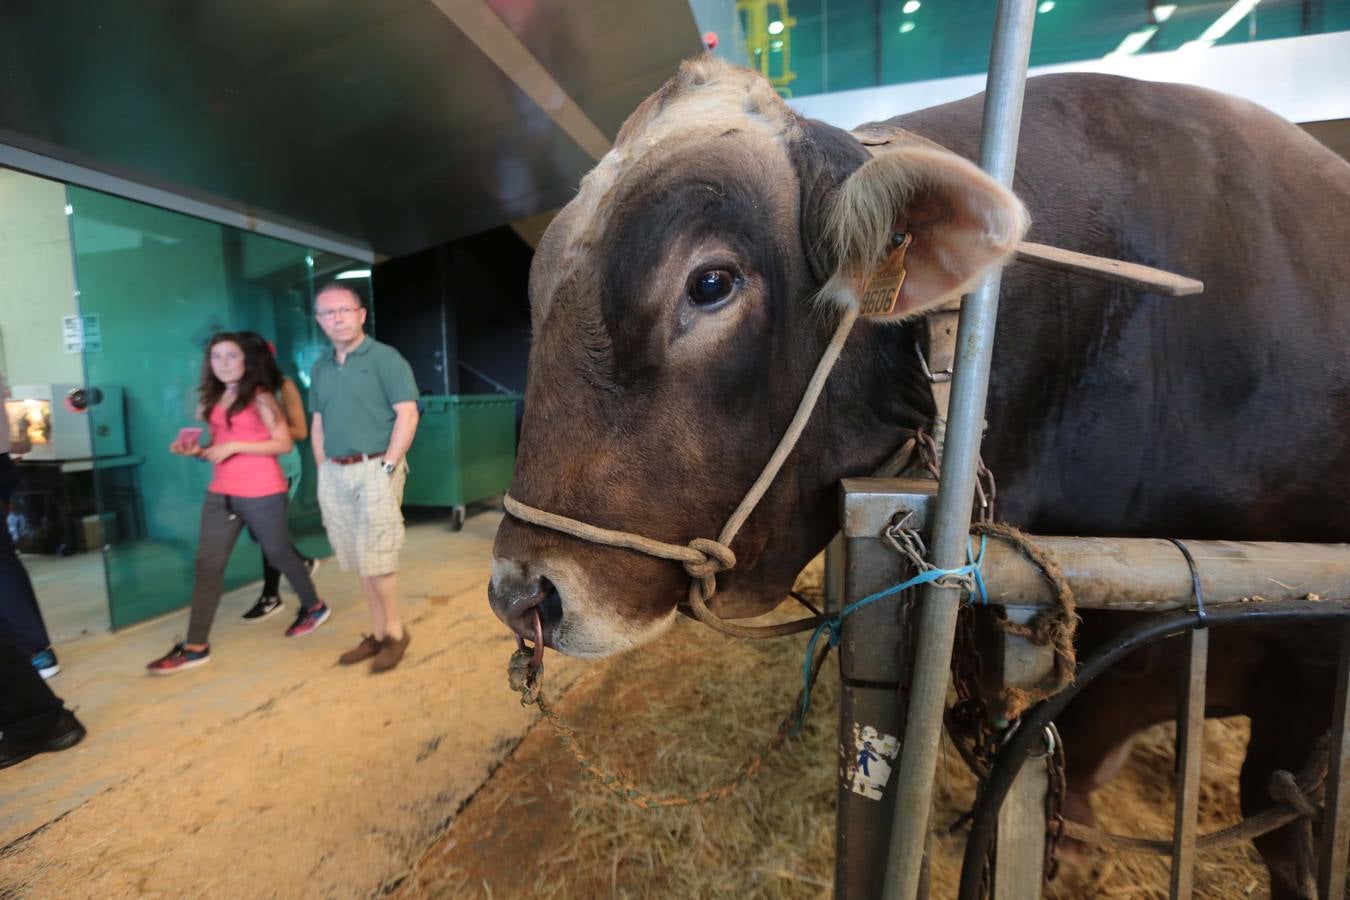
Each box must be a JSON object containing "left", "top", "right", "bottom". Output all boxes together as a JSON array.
[
  {"left": 66, "top": 187, "right": 370, "bottom": 628},
  {"left": 715, "top": 0, "right": 1350, "bottom": 97}
]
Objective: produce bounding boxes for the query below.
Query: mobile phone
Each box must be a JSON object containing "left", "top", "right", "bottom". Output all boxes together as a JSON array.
[{"left": 176, "top": 427, "right": 203, "bottom": 449}]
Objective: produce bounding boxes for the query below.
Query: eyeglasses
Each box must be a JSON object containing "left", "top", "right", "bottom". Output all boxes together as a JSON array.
[{"left": 316, "top": 307, "right": 362, "bottom": 321}]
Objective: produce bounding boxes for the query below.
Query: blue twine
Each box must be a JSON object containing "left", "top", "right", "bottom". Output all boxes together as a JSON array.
[{"left": 790, "top": 534, "right": 988, "bottom": 736}]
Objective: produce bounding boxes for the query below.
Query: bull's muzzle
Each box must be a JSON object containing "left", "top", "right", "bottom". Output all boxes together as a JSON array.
[{"left": 488, "top": 561, "right": 562, "bottom": 645}]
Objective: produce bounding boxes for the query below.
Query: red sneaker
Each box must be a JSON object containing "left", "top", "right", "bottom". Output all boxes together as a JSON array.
[{"left": 147, "top": 642, "right": 211, "bottom": 675}]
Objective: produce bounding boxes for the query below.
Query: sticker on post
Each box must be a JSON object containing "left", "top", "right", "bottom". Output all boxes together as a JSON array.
[{"left": 847, "top": 724, "right": 900, "bottom": 800}]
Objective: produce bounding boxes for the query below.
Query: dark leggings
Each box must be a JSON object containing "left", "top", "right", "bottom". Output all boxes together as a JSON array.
[
  {"left": 261, "top": 544, "right": 310, "bottom": 597},
  {"left": 186, "top": 492, "right": 319, "bottom": 645},
  {"left": 0, "top": 633, "right": 64, "bottom": 741},
  {"left": 0, "top": 454, "right": 51, "bottom": 654}
]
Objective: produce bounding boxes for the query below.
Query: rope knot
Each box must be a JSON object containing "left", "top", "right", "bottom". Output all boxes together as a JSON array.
[
  {"left": 684, "top": 538, "right": 736, "bottom": 580},
  {"left": 508, "top": 648, "right": 541, "bottom": 706}
]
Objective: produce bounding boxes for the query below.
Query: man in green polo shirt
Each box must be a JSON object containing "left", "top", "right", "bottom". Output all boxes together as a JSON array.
[{"left": 311, "top": 283, "right": 420, "bottom": 673}]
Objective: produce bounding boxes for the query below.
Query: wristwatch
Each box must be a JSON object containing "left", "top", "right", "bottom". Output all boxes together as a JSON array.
[{"left": 380, "top": 459, "right": 397, "bottom": 475}]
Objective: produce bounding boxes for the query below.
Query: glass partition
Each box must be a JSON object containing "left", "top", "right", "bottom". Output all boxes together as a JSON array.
[
  {"left": 708, "top": 0, "right": 1350, "bottom": 97},
  {"left": 67, "top": 187, "right": 369, "bottom": 628},
  {"left": 0, "top": 168, "right": 110, "bottom": 643}
]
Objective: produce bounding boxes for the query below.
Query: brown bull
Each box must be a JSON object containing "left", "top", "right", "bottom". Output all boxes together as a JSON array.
[{"left": 490, "top": 58, "right": 1350, "bottom": 898}]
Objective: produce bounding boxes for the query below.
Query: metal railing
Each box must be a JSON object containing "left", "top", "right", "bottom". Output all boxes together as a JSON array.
[{"left": 836, "top": 478, "right": 1350, "bottom": 899}]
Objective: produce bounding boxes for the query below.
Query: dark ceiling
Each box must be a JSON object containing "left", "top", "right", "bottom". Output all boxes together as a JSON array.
[{"left": 0, "top": 1, "right": 703, "bottom": 258}]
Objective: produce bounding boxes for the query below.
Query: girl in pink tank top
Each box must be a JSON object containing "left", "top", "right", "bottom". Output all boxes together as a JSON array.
[{"left": 146, "top": 333, "right": 330, "bottom": 675}]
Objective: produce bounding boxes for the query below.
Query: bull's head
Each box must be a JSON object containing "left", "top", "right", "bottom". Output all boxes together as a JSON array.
[{"left": 490, "top": 57, "right": 1027, "bottom": 658}]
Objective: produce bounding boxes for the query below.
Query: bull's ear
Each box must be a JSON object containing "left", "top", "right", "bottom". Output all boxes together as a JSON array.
[{"left": 822, "top": 146, "right": 1029, "bottom": 320}]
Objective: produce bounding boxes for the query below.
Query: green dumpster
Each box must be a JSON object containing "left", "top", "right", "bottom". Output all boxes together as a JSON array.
[{"left": 403, "top": 394, "right": 521, "bottom": 527}]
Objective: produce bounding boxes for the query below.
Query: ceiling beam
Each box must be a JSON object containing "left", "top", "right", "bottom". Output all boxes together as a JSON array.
[{"left": 429, "top": 0, "right": 613, "bottom": 163}]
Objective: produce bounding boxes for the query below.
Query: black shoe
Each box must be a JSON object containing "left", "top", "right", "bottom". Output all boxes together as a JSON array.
[
  {"left": 0, "top": 709, "right": 87, "bottom": 769},
  {"left": 242, "top": 594, "right": 283, "bottom": 623}
]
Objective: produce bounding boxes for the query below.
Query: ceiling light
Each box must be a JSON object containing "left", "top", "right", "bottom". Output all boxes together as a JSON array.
[
  {"left": 1106, "top": 25, "right": 1159, "bottom": 57},
  {"left": 1183, "top": 0, "right": 1264, "bottom": 49},
  {"left": 1153, "top": 4, "right": 1177, "bottom": 22},
  {"left": 767, "top": 20, "right": 785, "bottom": 35},
  {"left": 1038, "top": 1, "right": 1055, "bottom": 12},
  {"left": 335, "top": 269, "right": 371, "bottom": 280},
  {"left": 902, "top": 0, "right": 921, "bottom": 13},
  {"left": 899, "top": 20, "right": 916, "bottom": 33}
]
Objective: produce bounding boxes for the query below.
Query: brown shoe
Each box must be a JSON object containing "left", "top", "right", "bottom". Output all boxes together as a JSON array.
[
  {"left": 338, "top": 634, "right": 382, "bottom": 666},
  {"left": 370, "top": 629, "right": 411, "bottom": 673}
]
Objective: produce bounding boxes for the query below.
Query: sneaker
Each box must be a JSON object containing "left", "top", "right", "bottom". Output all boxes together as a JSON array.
[
  {"left": 304, "top": 556, "right": 321, "bottom": 578},
  {"left": 371, "top": 628, "right": 411, "bottom": 674},
  {"left": 147, "top": 642, "right": 210, "bottom": 675},
  {"left": 338, "top": 634, "right": 382, "bottom": 666},
  {"left": 241, "top": 594, "right": 284, "bottom": 623},
  {"left": 0, "top": 709, "right": 87, "bottom": 769},
  {"left": 285, "top": 602, "right": 331, "bottom": 637},
  {"left": 31, "top": 647, "right": 59, "bottom": 679}
]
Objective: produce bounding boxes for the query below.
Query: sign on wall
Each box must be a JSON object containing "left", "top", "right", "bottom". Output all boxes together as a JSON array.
[{"left": 62, "top": 314, "right": 101, "bottom": 353}]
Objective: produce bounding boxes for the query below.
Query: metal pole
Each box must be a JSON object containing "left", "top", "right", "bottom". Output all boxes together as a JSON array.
[{"left": 881, "top": 3, "right": 1036, "bottom": 897}]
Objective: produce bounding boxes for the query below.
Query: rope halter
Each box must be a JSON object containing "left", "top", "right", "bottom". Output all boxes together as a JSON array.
[{"left": 503, "top": 304, "right": 862, "bottom": 640}]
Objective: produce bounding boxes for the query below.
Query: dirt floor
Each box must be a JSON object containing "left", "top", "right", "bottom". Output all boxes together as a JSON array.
[
  {"left": 0, "top": 510, "right": 584, "bottom": 899},
  {"left": 3, "top": 522, "right": 1274, "bottom": 899}
]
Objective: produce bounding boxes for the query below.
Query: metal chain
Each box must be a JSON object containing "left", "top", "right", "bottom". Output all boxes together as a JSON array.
[{"left": 1041, "top": 723, "right": 1068, "bottom": 881}]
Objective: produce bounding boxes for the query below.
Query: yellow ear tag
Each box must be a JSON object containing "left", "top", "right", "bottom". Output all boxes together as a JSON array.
[{"left": 858, "top": 232, "right": 913, "bottom": 318}]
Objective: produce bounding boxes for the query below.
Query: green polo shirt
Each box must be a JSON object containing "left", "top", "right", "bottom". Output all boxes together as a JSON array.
[{"left": 310, "top": 336, "right": 419, "bottom": 458}]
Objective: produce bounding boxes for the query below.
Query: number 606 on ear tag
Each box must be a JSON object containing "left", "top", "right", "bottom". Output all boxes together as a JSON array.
[{"left": 859, "top": 232, "right": 913, "bottom": 318}]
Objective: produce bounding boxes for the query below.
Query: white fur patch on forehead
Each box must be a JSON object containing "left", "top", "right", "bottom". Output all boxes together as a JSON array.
[{"left": 531, "top": 57, "right": 797, "bottom": 326}]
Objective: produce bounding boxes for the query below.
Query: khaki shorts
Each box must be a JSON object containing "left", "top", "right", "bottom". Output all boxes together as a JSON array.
[{"left": 317, "top": 458, "right": 407, "bottom": 576}]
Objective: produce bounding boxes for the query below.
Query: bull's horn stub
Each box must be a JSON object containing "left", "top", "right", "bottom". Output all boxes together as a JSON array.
[{"left": 859, "top": 233, "right": 913, "bottom": 317}]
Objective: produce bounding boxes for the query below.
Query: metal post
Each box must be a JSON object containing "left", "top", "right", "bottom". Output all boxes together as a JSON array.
[
  {"left": 991, "top": 607, "right": 1054, "bottom": 899},
  {"left": 837, "top": 479, "right": 937, "bottom": 899},
  {"left": 1168, "top": 629, "right": 1209, "bottom": 898},
  {"left": 1319, "top": 621, "right": 1350, "bottom": 900},
  {"left": 881, "top": 3, "right": 1037, "bottom": 897}
]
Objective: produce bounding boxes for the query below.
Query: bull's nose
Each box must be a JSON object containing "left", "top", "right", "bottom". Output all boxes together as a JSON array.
[{"left": 488, "top": 564, "right": 563, "bottom": 643}]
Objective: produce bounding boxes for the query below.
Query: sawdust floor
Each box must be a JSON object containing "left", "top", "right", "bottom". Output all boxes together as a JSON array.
[{"left": 0, "top": 510, "right": 590, "bottom": 900}]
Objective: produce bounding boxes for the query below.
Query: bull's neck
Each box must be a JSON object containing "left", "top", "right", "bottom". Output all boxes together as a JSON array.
[{"left": 825, "top": 319, "right": 936, "bottom": 479}]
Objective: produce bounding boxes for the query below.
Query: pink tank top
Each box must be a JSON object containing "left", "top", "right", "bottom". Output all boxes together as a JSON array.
[{"left": 206, "top": 398, "right": 287, "bottom": 498}]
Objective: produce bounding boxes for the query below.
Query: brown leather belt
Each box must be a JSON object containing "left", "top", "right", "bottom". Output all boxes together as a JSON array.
[{"left": 329, "top": 450, "right": 385, "bottom": 465}]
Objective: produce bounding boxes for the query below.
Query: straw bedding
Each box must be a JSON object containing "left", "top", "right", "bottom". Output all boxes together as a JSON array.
[{"left": 406, "top": 563, "right": 1269, "bottom": 899}]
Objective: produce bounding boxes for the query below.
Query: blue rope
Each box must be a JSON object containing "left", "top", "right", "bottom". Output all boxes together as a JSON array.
[{"left": 790, "top": 534, "right": 988, "bottom": 736}]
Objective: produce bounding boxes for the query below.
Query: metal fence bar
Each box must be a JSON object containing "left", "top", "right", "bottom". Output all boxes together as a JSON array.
[
  {"left": 1168, "top": 628, "right": 1209, "bottom": 898},
  {"left": 978, "top": 537, "right": 1350, "bottom": 610},
  {"left": 880, "top": 3, "right": 1036, "bottom": 897},
  {"left": 992, "top": 606, "right": 1054, "bottom": 899},
  {"left": 837, "top": 481, "right": 937, "bottom": 899},
  {"left": 958, "top": 602, "right": 1350, "bottom": 900},
  {"left": 1320, "top": 621, "right": 1350, "bottom": 899}
]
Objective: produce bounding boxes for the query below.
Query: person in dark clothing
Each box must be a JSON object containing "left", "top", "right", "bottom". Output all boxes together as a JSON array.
[
  {"left": 0, "top": 371, "right": 60, "bottom": 678},
  {"left": 235, "top": 333, "right": 319, "bottom": 624},
  {"left": 0, "top": 636, "right": 85, "bottom": 768}
]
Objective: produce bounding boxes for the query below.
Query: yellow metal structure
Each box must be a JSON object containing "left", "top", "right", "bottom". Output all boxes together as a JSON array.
[{"left": 737, "top": 0, "right": 797, "bottom": 96}]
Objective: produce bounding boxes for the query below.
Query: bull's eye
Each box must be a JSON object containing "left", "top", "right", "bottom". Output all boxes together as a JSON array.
[{"left": 689, "top": 269, "right": 737, "bottom": 307}]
